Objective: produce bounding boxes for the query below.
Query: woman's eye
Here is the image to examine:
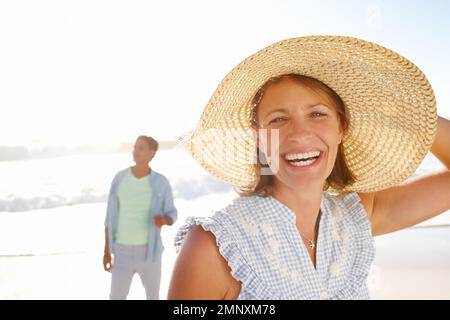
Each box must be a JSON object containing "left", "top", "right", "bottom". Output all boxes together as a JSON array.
[
  {"left": 268, "top": 117, "right": 286, "bottom": 124},
  {"left": 311, "top": 112, "right": 326, "bottom": 118}
]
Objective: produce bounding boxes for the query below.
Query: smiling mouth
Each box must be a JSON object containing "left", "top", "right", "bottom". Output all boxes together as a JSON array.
[{"left": 284, "top": 151, "right": 321, "bottom": 167}]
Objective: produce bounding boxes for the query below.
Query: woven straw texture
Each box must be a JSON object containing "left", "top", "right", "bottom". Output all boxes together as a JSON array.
[{"left": 185, "top": 36, "right": 437, "bottom": 192}]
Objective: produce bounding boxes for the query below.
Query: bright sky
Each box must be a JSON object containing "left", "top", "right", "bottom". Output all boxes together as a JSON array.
[{"left": 0, "top": 0, "right": 449, "bottom": 147}]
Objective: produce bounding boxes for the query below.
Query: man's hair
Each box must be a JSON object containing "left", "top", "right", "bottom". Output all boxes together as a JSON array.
[{"left": 138, "top": 135, "right": 159, "bottom": 151}]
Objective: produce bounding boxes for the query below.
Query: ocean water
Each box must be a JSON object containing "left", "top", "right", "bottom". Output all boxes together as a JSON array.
[
  {"left": 0, "top": 149, "right": 444, "bottom": 213},
  {"left": 0, "top": 148, "right": 232, "bottom": 213}
]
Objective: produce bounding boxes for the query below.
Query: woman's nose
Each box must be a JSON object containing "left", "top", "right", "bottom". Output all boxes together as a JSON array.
[{"left": 287, "top": 118, "right": 314, "bottom": 140}]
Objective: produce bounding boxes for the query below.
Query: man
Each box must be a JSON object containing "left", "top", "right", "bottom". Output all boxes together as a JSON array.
[{"left": 103, "top": 135, "right": 177, "bottom": 299}]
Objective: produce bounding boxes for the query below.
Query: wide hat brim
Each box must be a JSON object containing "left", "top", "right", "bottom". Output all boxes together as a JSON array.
[{"left": 185, "top": 36, "right": 437, "bottom": 193}]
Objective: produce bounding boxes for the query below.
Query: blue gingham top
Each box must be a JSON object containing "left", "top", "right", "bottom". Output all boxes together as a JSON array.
[{"left": 174, "top": 192, "right": 375, "bottom": 300}]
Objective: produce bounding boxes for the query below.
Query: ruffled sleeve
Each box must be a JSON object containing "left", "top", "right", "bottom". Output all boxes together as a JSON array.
[
  {"left": 330, "top": 192, "right": 375, "bottom": 300},
  {"left": 174, "top": 213, "right": 283, "bottom": 299}
]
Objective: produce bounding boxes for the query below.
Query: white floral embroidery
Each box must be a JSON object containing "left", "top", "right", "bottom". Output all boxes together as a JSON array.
[
  {"left": 330, "top": 261, "right": 341, "bottom": 276},
  {"left": 268, "top": 237, "right": 281, "bottom": 251},
  {"left": 331, "top": 226, "right": 342, "bottom": 242},
  {"left": 260, "top": 223, "right": 275, "bottom": 236},
  {"left": 262, "top": 248, "right": 277, "bottom": 266},
  {"left": 339, "top": 246, "right": 349, "bottom": 270},
  {"left": 280, "top": 265, "right": 290, "bottom": 277},
  {"left": 242, "top": 220, "right": 258, "bottom": 236},
  {"left": 319, "top": 291, "right": 330, "bottom": 300},
  {"left": 329, "top": 212, "right": 343, "bottom": 242},
  {"left": 341, "top": 228, "right": 351, "bottom": 247},
  {"left": 332, "top": 206, "right": 344, "bottom": 224},
  {"left": 290, "top": 270, "right": 302, "bottom": 285}
]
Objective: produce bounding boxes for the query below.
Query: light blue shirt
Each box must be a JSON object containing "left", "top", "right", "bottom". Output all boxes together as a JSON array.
[
  {"left": 175, "top": 192, "right": 375, "bottom": 299},
  {"left": 105, "top": 168, "right": 177, "bottom": 262}
]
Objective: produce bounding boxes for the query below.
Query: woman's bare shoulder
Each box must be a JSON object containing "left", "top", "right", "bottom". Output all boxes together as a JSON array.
[{"left": 168, "top": 225, "right": 241, "bottom": 299}]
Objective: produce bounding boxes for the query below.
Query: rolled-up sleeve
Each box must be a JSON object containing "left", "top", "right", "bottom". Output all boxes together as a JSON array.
[
  {"left": 162, "top": 179, "right": 177, "bottom": 224},
  {"left": 104, "top": 177, "right": 117, "bottom": 226}
]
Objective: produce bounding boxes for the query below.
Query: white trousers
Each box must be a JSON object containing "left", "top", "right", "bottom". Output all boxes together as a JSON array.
[{"left": 109, "top": 244, "right": 161, "bottom": 300}]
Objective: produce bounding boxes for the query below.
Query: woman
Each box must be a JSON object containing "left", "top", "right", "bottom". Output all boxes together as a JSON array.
[
  {"left": 103, "top": 135, "right": 177, "bottom": 300},
  {"left": 168, "top": 36, "right": 450, "bottom": 299}
]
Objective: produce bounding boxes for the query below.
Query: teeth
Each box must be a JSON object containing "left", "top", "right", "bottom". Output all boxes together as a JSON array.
[
  {"left": 290, "top": 158, "right": 318, "bottom": 167},
  {"left": 285, "top": 151, "right": 321, "bottom": 161}
]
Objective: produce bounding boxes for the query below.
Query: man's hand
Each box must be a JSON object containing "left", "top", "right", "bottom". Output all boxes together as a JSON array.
[
  {"left": 153, "top": 215, "right": 173, "bottom": 228},
  {"left": 103, "top": 252, "right": 113, "bottom": 272}
]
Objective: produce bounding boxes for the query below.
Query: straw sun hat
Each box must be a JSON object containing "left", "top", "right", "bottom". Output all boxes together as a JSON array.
[{"left": 184, "top": 35, "right": 437, "bottom": 193}]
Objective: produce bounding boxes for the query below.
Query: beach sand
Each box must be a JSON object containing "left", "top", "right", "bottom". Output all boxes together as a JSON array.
[{"left": 1, "top": 199, "right": 449, "bottom": 300}]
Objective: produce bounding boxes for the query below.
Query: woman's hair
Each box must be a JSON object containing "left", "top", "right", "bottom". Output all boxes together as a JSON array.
[
  {"left": 138, "top": 135, "right": 159, "bottom": 152},
  {"left": 239, "top": 74, "right": 356, "bottom": 197}
]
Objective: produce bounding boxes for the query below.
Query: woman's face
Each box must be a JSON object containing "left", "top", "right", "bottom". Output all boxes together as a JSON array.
[
  {"left": 256, "top": 78, "right": 343, "bottom": 192},
  {"left": 132, "top": 137, "right": 155, "bottom": 164}
]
